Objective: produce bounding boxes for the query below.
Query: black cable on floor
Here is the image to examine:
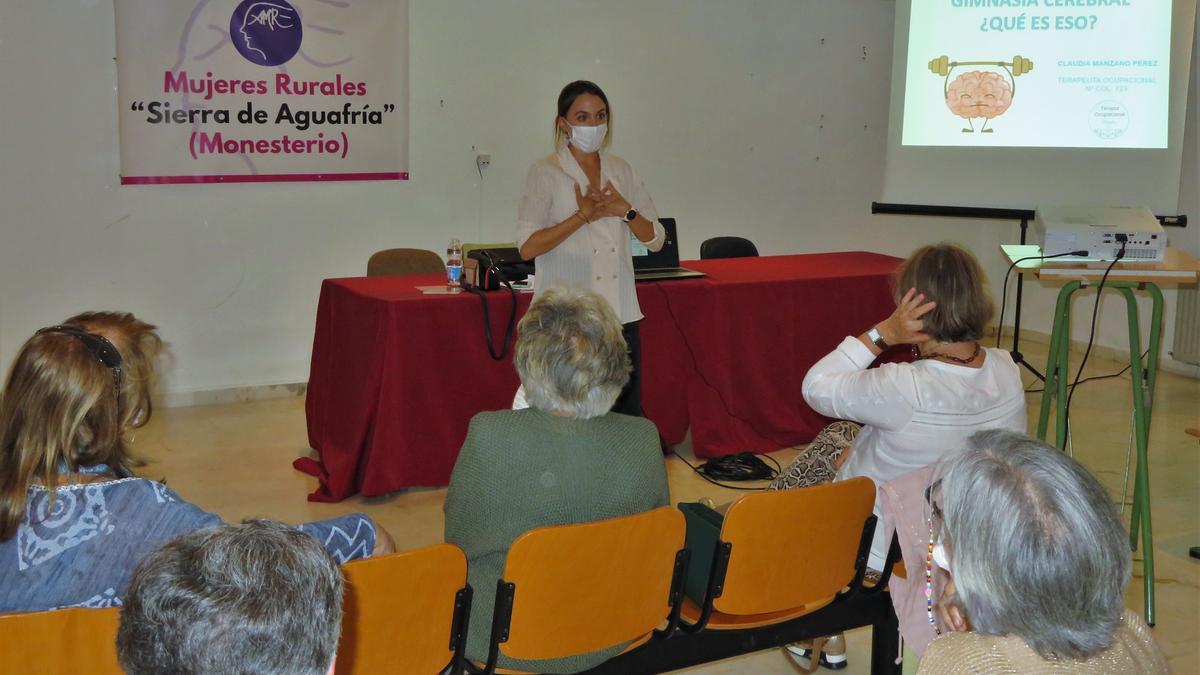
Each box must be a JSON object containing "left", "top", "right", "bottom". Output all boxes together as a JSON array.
[
  {"left": 671, "top": 450, "right": 781, "bottom": 492},
  {"left": 1024, "top": 350, "right": 1147, "bottom": 393}
]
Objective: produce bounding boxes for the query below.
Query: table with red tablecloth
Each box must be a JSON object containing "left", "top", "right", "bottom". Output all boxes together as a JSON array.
[{"left": 295, "top": 252, "right": 903, "bottom": 501}]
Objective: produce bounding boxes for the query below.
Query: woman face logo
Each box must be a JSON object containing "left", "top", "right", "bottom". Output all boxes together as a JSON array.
[{"left": 230, "top": 0, "right": 303, "bottom": 66}]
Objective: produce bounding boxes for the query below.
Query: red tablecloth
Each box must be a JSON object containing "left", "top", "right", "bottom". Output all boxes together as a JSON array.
[{"left": 296, "top": 252, "right": 903, "bottom": 501}]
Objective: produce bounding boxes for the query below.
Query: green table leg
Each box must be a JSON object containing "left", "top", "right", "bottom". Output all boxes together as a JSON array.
[
  {"left": 1034, "top": 280, "right": 1162, "bottom": 625},
  {"left": 1037, "top": 281, "right": 1080, "bottom": 444},
  {"left": 1053, "top": 289, "right": 1074, "bottom": 450},
  {"left": 1120, "top": 283, "right": 1162, "bottom": 626},
  {"left": 1126, "top": 289, "right": 1146, "bottom": 547}
]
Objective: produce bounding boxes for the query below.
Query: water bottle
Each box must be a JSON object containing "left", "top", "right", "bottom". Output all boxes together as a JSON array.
[{"left": 446, "top": 238, "right": 463, "bottom": 291}]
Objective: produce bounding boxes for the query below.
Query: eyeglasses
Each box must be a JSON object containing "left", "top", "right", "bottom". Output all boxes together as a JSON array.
[
  {"left": 37, "top": 325, "right": 124, "bottom": 394},
  {"left": 924, "top": 478, "right": 944, "bottom": 523}
]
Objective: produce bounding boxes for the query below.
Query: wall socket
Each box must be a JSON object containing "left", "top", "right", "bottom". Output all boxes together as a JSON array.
[{"left": 476, "top": 153, "right": 491, "bottom": 171}]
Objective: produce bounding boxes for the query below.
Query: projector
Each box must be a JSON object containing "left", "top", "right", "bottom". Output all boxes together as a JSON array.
[{"left": 1033, "top": 206, "right": 1166, "bottom": 262}]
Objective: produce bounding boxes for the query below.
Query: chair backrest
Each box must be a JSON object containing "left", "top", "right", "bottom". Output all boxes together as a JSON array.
[
  {"left": 366, "top": 248, "right": 446, "bottom": 276},
  {"left": 0, "top": 607, "right": 123, "bottom": 675},
  {"left": 495, "top": 507, "right": 686, "bottom": 662},
  {"left": 700, "top": 236, "right": 759, "bottom": 260},
  {"left": 462, "top": 242, "right": 516, "bottom": 259},
  {"left": 337, "top": 543, "right": 470, "bottom": 675},
  {"left": 715, "top": 477, "right": 876, "bottom": 615}
]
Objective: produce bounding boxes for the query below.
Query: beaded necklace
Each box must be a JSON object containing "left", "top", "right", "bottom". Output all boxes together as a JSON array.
[
  {"left": 926, "top": 519, "right": 941, "bottom": 635},
  {"left": 924, "top": 478, "right": 944, "bottom": 635},
  {"left": 915, "top": 341, "right": 982, "bottom": 365}
]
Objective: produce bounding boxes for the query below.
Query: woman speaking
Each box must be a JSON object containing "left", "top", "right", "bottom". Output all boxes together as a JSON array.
[{"left": 516, "top": 80, "right": 665, "bottom": 417}]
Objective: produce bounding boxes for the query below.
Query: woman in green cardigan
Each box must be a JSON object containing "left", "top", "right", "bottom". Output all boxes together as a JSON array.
[{"left": 444, "top": 287, "right": 670, "bottom": 674}]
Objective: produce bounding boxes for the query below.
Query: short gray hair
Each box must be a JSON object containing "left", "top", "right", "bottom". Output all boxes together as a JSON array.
[
  {"left": 117, "top": 519, "right": 344, "bottom": 675},
  {"left": 514, "top": 287, "right": 630, "bottom": 419},
  {"left": 938, "top": 430, "right": 1130, "bottom": 660}
]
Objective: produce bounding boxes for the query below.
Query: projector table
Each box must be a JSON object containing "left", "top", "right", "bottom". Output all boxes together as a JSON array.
[{"left": 1002, "top": 244, "right": 1199, "bottom": 627}]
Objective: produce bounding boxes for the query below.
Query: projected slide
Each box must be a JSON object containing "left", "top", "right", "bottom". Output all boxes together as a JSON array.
[{"left": 902, "top": 0, "right": 1172, "bottom": 148}]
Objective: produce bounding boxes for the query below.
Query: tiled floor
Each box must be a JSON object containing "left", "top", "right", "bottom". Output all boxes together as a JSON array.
[{"left": 134, "top": 343, "right": 1199, "bottom": 673}]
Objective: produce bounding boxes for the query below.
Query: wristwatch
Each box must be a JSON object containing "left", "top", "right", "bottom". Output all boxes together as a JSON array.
[
  {"left": 621, "top": 208, "right": 638, "bottom": 224},
  {"left": 866, "top": 325, "right": 889, "bottom": 350}
]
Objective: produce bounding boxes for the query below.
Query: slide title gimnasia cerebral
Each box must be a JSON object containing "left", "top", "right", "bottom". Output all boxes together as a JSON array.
[{"left": 951, "top": 0, "right": 1132, "bottom": 7}]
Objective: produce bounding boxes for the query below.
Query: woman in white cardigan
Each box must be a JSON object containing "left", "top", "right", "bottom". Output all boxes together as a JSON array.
[
  {"left": 516, "top": 80, "right": 666, "bottom": 417},
  {"left": 780, "top": 243, "right": 1026, "bottom": 671}
]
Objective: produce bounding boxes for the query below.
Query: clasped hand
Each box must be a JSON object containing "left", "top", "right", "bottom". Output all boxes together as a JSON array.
[{"left": 573, "top": 181, "right": 632, "bottom": 222}]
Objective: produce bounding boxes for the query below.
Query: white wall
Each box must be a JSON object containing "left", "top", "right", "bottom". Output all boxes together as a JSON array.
[
  {"left": 0, "top": 1, "right": 1195, "bottom": 396},
  {"left": 1169, "top": 11, "right": 1200, "bottom": 367},
  {"left": 1176, "top": 8, "right": 1200, "bottom": 270}
]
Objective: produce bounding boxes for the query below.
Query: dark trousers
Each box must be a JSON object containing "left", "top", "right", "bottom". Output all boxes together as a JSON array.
[{"left": 612, "top": 321, "right": 643, "bottom": 417}]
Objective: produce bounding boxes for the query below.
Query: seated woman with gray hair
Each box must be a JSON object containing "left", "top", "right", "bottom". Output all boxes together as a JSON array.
[
  {"left": 919, "top": 430, "right": 1167, "bottom": 674},
  {"left": 117, "top": 519, "right": 344, "bottom": 675},
  {"left": 444, "top": 287, "right": 670, "bottom": 674}
]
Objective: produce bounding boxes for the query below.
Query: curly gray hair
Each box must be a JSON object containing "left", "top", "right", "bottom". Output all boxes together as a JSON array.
[
  {"left": 117, "top": 519, "right": 344, "bottom": 675},
  {"left": 514, "top": 286, "right": 630, "bottom": 419},
  {"left": 938, "top": 430, "right": 1131, "bottom": 660}
]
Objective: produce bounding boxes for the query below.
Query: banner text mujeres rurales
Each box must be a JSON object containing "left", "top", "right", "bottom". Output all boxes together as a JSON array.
[{"left": 164, "top": 71, "right": 367, "bottom": 100}]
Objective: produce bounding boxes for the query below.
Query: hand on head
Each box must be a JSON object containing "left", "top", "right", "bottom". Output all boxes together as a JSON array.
[{"left": 879, "top": 287, "right": 937, "bottom": 345}]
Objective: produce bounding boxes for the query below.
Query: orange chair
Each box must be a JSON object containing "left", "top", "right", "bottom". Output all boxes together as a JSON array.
[
  {"left": 678, "top": 477, "right": 878, "bottom": 630},
  {"left": 366, "top": 248, "right": 446, "bottom": 276},
  {"left": 478, "top": 507, "right": 689, "bottom": 674},
  {"left": 585, "top": 477, "right": 902, "bottom": 675},
  {"left": 0, "top": 607, "right": 123, "bottom": 675},
  {"left": 337, "top": 543, "right": 471, "bottom": 675}
]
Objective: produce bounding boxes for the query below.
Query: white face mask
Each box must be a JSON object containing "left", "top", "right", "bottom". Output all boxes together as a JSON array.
[
  {"left": 567, "top": 123, "right": 607, "bottom": 153},
  {"left": 932, "top": 542, "right": 951, "bottom": 573}
]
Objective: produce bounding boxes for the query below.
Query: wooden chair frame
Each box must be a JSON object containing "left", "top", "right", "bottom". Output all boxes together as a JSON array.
[
  {"left": 402, "top": 585, "right": 475, "bottom": 674},
  {"left": 466, "top": 510, "right": 691, "bottom": 675},
  {"left": 679, "top": 513, "right": 878, "bottom": 635},
  {"left": 338, "top": 543, "right": 474, "bottom": 675},
  {"left": 0, "top": 607, "right": 123, "bottom": 675},
  {"left": 478, "top": 549, "right": 691, "bottom": 674}
]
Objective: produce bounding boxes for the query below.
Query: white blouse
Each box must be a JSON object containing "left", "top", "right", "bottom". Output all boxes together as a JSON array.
[
  {"left": 516, "top": 145, "right": 666, "bottom": 323},
  {"left": 803, "top": 336, "right": 1027, "bottom": 570}
]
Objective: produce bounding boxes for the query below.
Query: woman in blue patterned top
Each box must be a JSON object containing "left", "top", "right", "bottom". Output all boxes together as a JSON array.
[{"left": 0, "top": 312, "right": 393, "bottom": 613}]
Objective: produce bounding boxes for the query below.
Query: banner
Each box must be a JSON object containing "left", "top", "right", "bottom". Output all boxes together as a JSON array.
[{"left": 115, "top": 0, "right": 408, "bottom": 184}]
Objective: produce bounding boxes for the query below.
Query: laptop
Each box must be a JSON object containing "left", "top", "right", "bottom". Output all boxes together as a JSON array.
[{"left": 633, "top": 218, "right": 706, "bottom": 281}]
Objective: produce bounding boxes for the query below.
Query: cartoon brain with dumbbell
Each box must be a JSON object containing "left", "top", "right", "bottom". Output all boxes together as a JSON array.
[{"left": 929, "top": 55, "right": 1033, "bottom": 133}]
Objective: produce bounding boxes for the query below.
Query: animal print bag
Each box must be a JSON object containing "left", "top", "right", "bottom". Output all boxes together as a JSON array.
[{"left": 767, "top": 421, "right": 862, "bottom": 491}]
